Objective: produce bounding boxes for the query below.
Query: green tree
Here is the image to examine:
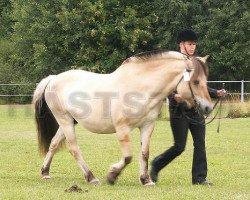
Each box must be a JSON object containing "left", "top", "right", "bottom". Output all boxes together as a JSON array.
[
  {"left": 0, "top": 0, "right": 13, "bottom": 38},
  {"left": 6, "top": 0, "right": 155, "bottom": 83},
  {"left": 0, "top": 0, "right": 249, "bottom": 85},
  {"left": 0, "top": 0, "right": 16, "bottom": 85},
  {"left": 195, "top": 0, "right": 250, "bottom": 80},
  {"left": 152, "top": 0, "right": 249, "bottom": 80}
]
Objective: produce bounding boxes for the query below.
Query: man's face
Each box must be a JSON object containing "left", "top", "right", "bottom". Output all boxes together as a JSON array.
[{"left": 180, "top": 41, "right": 196, "bottom": 56}]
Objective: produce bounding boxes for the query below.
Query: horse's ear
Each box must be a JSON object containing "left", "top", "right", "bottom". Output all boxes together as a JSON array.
[{"left": 197, "top": 55, "right": 209, "bottom": 63}]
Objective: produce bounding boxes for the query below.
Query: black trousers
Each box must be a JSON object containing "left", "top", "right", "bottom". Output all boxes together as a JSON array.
[{"left": 153, "top": 111, "right": 207, "bottom": 183}]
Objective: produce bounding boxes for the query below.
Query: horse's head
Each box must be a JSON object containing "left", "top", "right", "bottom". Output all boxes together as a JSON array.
[{"left": 176, "top": 56, "right": 213, "bottom": 114}]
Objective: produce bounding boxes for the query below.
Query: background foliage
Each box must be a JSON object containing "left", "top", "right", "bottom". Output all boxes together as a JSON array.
[{"left": 0, "top": 0, "right": 249, "bottom": 83}]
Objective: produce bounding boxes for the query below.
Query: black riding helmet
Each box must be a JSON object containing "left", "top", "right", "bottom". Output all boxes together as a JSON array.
[{"left": 176, "top": 29, "right": 198, "bottom": 44}]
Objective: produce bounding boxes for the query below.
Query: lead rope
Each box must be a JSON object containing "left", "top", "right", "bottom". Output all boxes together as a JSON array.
[
  {"left": 182, "top": 97, "right": 222, "bottom": 126},
  {"left": 205, "top": 97, "right": 223, "bottom": 125},
  {"left": 216, "top": 97, "right": 223, "bottom": 133},
  {"left": 184, "top": 88, "right": 225, "bottom": 133},
  {"left": 216, "top": 83, "right": 225, "bottom": 133}
]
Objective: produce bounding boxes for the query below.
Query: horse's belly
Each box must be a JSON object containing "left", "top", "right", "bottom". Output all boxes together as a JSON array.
[
  {"left": 78, "top": 119, "right": 116, "bottom": 134},
  {"left": 65, "top": 92, "right": 118, "bottom": 133}
]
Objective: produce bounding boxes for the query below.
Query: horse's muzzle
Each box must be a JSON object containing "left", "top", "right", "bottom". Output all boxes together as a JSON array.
[
  {"left": 204, "top": 105, "right": 213, "bottom": 114},
  {"left": 198, "top": 99, "right": 213, "bottom": 114}
]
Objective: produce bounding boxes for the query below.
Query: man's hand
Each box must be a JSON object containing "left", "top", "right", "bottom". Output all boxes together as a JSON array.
[{"left": 217, "top": 89, "right": 227, "bottom": 97}]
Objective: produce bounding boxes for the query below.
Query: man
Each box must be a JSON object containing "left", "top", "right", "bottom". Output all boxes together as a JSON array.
[{"left": 150, "top": 29, "right": 226, "bottom": 186}]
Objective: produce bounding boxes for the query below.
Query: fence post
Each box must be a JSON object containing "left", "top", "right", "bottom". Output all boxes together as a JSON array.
[{"left": 241, "top": 80, "right": 244, "bottom": 102}]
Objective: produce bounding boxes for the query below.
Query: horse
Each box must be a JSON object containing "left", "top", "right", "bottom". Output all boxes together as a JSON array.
[{"left": 33, "top": 50, "right": 213, "bottom": 186}]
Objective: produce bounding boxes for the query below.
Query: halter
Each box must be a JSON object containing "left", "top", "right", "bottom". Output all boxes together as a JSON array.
[
  {"left": 175, "top": 68, "right": 199, "bottom": 109},
  {"left": 175, "top": 69, "right": 224, "bottom": 132}
]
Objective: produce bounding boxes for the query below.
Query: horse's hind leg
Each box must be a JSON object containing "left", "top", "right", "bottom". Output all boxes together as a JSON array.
[
  {"left": 60, "top": 121, "right": 100, "bottom": 185},
  {"left": 107, "top": 128, "right": 132, "bottom": 185},
  {"left": 41, "top": 127, "right": 65, "bottom": 179},
  {"left": 139, "top": 123, "right": 155, "bottom": 186}
]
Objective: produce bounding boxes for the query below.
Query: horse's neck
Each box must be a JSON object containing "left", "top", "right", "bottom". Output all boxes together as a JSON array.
[
  {"left": 161, "top": 65, "right": 186, "bottom": 94},
  {"left": 142, "top": 60, "right": 187, "bottom": 111},
  {"left": 117, "top": 59, "right": 187, "bottom": 104},
  {"left": 143, "top": 60, "right": 187, "bottom": 95}
]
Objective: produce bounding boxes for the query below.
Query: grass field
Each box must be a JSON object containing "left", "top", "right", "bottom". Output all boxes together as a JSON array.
[{"left": 0, "top": 105, "right": 249, "bottom": 200}]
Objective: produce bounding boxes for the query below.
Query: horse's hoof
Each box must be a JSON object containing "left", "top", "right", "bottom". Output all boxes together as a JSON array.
[
  {"left": 143, "top": 181, "right": 155, "bottom": 187},
  {"left": 42, "top": 175, "right": 51, "bottom": 180},
  {"left": 107, "top": 171, "right": 120, "bottom": 185},
  {"left": 107, "top": 176, "right": 116, "bottom": 185},
  {"left": 90, "top": 178, "right": 101, "bottom": 186}
]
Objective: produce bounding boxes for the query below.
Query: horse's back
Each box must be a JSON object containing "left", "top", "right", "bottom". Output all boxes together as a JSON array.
[{"left": 57, "top": 69, "right": 115, "bottom": 85}]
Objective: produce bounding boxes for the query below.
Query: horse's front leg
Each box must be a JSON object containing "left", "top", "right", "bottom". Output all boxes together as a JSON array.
[
  {"left": 139, "top": 122, "right": 155, "bottom": 186},
  {"left": 107, "top": 127, "right": 132, "bottom": 185}
]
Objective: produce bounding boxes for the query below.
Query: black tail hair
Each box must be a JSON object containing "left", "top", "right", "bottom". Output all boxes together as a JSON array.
[{"left": 34, "top": 93, "right": 59, "bottom": 156}]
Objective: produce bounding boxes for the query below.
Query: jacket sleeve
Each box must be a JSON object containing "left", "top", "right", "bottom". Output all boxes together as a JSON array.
[{"left": 208, "top": 87, "right": 218, "bottom": 98}]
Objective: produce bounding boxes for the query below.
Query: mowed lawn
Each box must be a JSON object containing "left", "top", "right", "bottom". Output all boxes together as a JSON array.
[{"left": 0, "top": 105, "right": 249, "bottom": 200}]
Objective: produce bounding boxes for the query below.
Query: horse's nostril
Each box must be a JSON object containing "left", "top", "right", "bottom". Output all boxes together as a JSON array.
[{"left": 205, "top": 106, "right": 211, "bottom": 113}]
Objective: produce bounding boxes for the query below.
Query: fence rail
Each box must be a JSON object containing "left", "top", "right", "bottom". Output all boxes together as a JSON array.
[
  {"left": 0, "top": 83, "right": 35, "bottom": 97},
  {"left": 0, "top": 80, "right": 250, "bottom": 102},
  {"left": 207, "top": 80, "right": 250, "bottom": 102}
]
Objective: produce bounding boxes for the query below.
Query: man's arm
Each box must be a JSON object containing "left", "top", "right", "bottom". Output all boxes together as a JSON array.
[
  {"left": 208, "top": 87, "right": 227, "bottom": 98},
  {"left": 208, "top": 87, "right": 218, "bottom": 98}
]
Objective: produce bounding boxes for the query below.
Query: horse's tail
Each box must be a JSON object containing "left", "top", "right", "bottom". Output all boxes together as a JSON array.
[{"left": 33, "top": 75, "right": 59, "bottom": 156}]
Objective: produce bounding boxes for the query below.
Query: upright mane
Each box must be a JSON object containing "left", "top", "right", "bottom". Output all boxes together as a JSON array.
[
  {"left": 122, "top": 50, "right": 188, "bottom": 64},
  {"left": 191, "top": 57, "right": 209, "bottom": 79}
]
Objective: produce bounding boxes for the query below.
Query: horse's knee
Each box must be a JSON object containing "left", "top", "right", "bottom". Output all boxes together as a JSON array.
[{"left": 125, "top": 156, "right": 132, "bottom": 164}]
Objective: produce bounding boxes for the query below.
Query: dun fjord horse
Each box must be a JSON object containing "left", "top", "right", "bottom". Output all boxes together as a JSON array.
[{"left": 33, "top": 50, "right": 213, "bottom": 186}]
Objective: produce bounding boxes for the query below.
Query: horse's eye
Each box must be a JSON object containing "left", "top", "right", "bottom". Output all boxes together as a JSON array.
[{"left": 194, "top": 80, "right": 200, "bottom": 85}]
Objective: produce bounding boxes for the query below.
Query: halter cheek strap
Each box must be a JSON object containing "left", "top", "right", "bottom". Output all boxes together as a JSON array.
[
  {"left": 175, "top": 68, "right": 199, "bottom": 109},
  {"left": 175, "top": 68, "right": 192, "bottom": 88},
  {"left": 183, "top": 69, "right": 191, "bottom": 81}
]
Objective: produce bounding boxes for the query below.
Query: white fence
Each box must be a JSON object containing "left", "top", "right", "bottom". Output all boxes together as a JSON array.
[
  {"left": 0, "top": 83, "right": 35, "bottom": 97},
  {"left": 207, "top": 80, "right": 250, "bottom": 102},
  {"left": 0, "top": 81, "right": 250, "bottom": 102}
]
